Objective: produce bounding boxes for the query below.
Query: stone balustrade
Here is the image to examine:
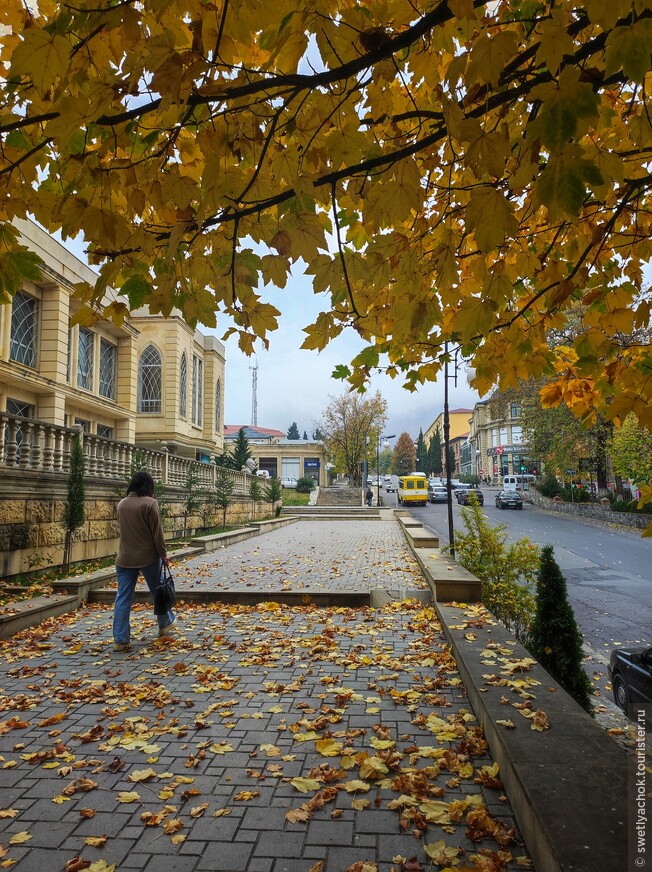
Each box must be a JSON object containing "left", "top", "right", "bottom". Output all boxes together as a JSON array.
[{"left": 0, "top": 412, "right": 248, "bottom": 493}]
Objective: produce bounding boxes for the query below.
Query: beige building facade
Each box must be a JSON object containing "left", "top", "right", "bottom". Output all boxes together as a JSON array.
[
  {"left": 1, "top": 219, "right": 225, "bottom": 460},
  {"left": 224, "top": 426, "right": 328, "bottom": 487}
]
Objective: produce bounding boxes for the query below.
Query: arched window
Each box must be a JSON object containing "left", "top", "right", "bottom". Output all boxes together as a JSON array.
[
  {"left": 138, "top": 345, "right": 162, "bottom": 413},
  {"left": 215, "top": 378, "right": 221, "bottom": 432},
  {"left": 179, "top": 352, "right": 187, "bottom": 417}
]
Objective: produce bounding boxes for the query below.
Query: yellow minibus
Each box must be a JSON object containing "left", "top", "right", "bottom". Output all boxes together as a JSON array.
[{"left": 397, "top": 475, "right": 429, "bottom": 506}]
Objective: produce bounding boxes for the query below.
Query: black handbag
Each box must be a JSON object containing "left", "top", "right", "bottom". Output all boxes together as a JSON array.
[{"left": 154, "top": 563, "right": 176, "bottom": 615}]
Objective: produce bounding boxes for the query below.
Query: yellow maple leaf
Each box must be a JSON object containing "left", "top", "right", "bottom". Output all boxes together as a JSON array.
[
  {"left": 8, "top": 832, "right": 31, "bottom": 845},
  {"left": 116, "top": 792, "right": 140, "bottom": 804},
  {"left": 290, "top": 777, "right": 321, "bottom": 794}
]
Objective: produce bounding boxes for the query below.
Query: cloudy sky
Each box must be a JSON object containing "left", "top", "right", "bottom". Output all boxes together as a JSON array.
[
  {"left": 211, "top": 265, "right": 481, "bottom": 441},
  {"left": 56, "top": 231, "right": 481, "bottom": 442}
]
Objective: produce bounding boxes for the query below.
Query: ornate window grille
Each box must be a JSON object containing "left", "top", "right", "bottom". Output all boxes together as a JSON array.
[
  {"left": 138, "top": 345, "right": 162, "bottom": 413},
  {"left": 99, "top": 338, "right": 117, "bottom": 399},
  {"left": 97, "top": 424, "right": 113, "bottom": 439},
  {"left": 9, "top": 291, "right": 38, "bottom": 367},
  {"left": 179, "top": 352, "right": 187, "bottom": 417},
  {"left": 77, "top": 327, "right": 94, "bottom": 390}
]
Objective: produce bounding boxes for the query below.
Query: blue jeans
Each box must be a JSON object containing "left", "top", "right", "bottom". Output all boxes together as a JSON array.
[{"left": 113, "top": 559, "right": 175, "bottom": 644}]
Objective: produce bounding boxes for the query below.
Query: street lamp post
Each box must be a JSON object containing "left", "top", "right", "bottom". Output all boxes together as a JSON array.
[
  {"left": 443, "top": 341, "right": 460, "bottom": 557},
  {"left": 377, "top": 434, "right": 396, "bottom": 505}
]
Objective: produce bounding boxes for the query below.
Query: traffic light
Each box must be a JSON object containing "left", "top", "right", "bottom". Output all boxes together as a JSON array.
[{"left": 520, "top": 465, "right": 525, "bottom": 471}]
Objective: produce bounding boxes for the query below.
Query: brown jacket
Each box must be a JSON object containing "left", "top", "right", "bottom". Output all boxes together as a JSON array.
[{"left": 116, "top": 493, "right": 167, "bottom": 568}]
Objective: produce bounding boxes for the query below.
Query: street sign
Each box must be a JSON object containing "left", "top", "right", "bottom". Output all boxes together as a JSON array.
[
  {"left": 496, "top": 445, "right": 504, "bottom": 455},
  {"left": 479, "top": 468, "right": 484, "bottom": 475}
]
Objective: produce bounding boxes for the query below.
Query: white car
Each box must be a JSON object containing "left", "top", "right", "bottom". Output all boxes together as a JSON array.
[{"left": 280, "top": 476, "right": 298, "bottom": 489}]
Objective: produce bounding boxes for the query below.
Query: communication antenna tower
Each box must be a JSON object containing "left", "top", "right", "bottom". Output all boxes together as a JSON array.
[{"left": 250, "top": 357, "right": 258, "bottom": 426}]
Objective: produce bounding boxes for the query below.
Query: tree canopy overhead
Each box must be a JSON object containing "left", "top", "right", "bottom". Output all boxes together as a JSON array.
[{"left": 1, "top": 0, "right": 651, "bottom": 430}]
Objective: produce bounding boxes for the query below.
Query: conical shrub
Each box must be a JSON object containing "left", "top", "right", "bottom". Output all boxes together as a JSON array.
[{"left": 529, "top": 545, "right": 594, "bottom": 714}]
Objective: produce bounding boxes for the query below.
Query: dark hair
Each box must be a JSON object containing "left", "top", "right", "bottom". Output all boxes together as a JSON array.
[{"left": 127, "top": 470, "right": 155, "bottom": 498}]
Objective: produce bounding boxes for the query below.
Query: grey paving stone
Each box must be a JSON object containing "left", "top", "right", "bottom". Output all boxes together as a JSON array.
[
  {"left": 197, "top": 839, "right": 254, "bottom": 871},
  {"left": 305, "top": 819, "right": 354, "bottom": 846},
  {"left": 252, "top": 830, "right": 305, "bottom": 858}
]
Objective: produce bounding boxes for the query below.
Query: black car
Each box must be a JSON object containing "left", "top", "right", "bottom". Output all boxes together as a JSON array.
[
  {"left": 456, "top": 487, "right": 484, "bottom": 506},
  {"left": 495, "top": 490, "right": 523, "bottom": 509},
  {"left": 608, "top": 646, "right": 652, "bottom": 713}
]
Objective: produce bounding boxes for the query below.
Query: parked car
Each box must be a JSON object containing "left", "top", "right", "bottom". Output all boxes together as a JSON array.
[
  {"left": 429, "top": 485, "right": 448, "bottom": 503},
  {"left": 371, "top": 477, "right": 382, "bottom": 487},
  {"left": 609, "top": 646, "right": 652, "bottom": 715},
  {"left": 280, "top": 476, "right": 298, "bottom": 489},
  {"left": 495, "top": 490, "right": 523, "bottom": 509},
  {"left": 367, "top": 475, "right": 373, "bottom": 485},
  {"left": 456, "top": 487, "right": 484, "bottom": 506}
]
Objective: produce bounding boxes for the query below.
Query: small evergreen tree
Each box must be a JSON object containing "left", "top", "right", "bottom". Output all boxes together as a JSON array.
[
  {"left": 232, "top": 428, "right": 252, "bottom": 469},
  {"left": 214, "top": 466, "right": 235, "bottom": 529},
  {"left": 249, "top": 476, "right": 263, "bottom": 519},
  {"left": 302, "top": 430, "right": 308, "bottom": 440},
  {"left": 287, "top": 422, "right": 300, "bottom": 439},
  {"left": 296, "top": 476, "right": 315, "bottom": 493},
  {"left": 181, "top": 467, "right": 201, "bottom": 538},
  {"left": 265, "top": 477, "right": 283, "bottom": 515},
  {"left": 528, "top": 545, "right": 594, "bottom": 714},
  {"left": 61, "top": 433, "right": 85, "bottom": 570}
]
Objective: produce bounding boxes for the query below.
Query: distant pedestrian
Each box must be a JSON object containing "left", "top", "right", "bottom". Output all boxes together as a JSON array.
[
  {"left": 113, "top": 470, "right": 175, "bottom": 651},
  {"left": 366, "top": 487, "right": 373, "bottom": 507}
]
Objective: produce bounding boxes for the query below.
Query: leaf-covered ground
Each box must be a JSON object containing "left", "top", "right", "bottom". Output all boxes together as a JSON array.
[{"left": 0, "top": 600, "right": 532, "bottom": 872}]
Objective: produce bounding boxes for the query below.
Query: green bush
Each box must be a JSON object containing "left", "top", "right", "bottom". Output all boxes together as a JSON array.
[
  {"left": 453, "top": 498, "right": 539, "bottom": 642},
  {"left": 560, "top": 484, "right": 591, "bottom": 502},
  {"left": 296, "top": 476, "right": 315, "bottom": 493},
  {"left": 610, "top": 498, "right": 652, "bottom": 514},
  {"left": 537, "top": 473, "right": 562, "bottom": 498}
]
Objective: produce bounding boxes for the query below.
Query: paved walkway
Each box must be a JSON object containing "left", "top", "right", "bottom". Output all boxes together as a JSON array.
[
  {"left": 174, "top": 520, "right": 428, "bottom": 599},
  {"left": 0, "top": 520, "right": 532, "bottom": 872}
]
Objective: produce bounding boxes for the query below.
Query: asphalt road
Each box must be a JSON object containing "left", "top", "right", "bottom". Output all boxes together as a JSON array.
[{"left": 381, "top": 484, "right": 652, "bottom": 726}]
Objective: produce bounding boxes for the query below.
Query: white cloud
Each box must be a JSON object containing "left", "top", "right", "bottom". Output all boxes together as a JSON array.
[{"left": 209, "top": 268, "right": 480, "bottom": 439}]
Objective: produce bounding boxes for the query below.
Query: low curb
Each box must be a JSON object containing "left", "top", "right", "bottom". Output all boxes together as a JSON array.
[
  {"left": 398, "top": 513, "right": 628, "bottom": 871},
  {"left": 0, "top": 516, "right": 300, "bottom": 639},
  {"left": 435, "top": 602, "right": 628, "bottom": 872}
]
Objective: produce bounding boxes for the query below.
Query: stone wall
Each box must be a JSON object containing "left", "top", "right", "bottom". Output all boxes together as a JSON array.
[
  {"left": 0, "top": 471, "right": 273, "bottom": 578},
  {"left": 525, "top": 487, "right": 650, "bottom": 530}
]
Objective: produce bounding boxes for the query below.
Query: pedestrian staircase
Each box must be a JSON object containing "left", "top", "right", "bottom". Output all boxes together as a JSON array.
[{"left": 316, "top": 486, "right": 362, "bottom": 507}]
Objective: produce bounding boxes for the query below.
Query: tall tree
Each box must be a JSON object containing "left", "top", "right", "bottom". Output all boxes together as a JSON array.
[
  {"left": 318, "top": 391, "right": 387, "bottom": 485},
  {"left": 61, "top": 433, "right": 85, "bottom": 570},
  {"left": 0, "top": 0, "right": 650, "bottom": 444},
  {"left": 287, "top": 422, "right": 300, "bottom": 440},
  {"left": 393, "top": 433, "right": 416, "bottom": 476},
  {"left": 232, "top": 428, "right": 252, "bottom": 470},
  {"left": 608, "top": 414, "right": 652, "bottom": 489},
  {"left": 428, "top": 431, "right": 443, "bottom": 476},
  {"left": 415, "top": 429, "right": 427, "bottom": 473}
]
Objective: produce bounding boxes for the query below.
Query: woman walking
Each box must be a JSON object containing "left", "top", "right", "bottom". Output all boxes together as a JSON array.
[{"left": 113, "top": 470, "right": 176, "bottom": 651}]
